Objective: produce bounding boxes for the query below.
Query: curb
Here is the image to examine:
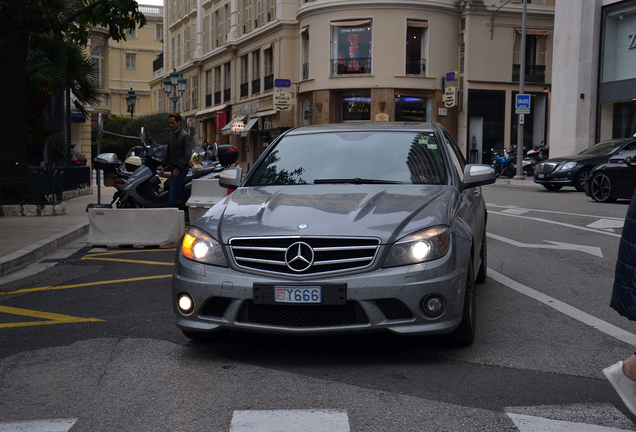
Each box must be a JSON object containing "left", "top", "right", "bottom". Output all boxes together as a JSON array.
[{"left": 0, "top": 221, "right": 89, "bottom": 276}]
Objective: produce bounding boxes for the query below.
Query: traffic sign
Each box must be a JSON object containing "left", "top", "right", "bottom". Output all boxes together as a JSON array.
[
  {"left": 274, "top": 79, "right": 291, "bottom": 88},
  {"left": 515, "top": 94, "right": 531, "bottom": 114}
]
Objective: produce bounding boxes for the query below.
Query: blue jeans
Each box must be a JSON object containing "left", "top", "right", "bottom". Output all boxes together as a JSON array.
[{"left": 167, "top": 166, "right": 190, "bottom": 208}]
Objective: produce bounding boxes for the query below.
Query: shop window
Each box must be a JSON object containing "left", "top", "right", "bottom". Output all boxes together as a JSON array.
[
  {"left": 302, "top": 98, "right": 313, "bottom": 125},
  {"left": 406, "top": 20, "right": 427, "bottom": 75},
  {"left": 602, "top": 3, "right": 636, "bottom": 83},
  {"left": 331, "top": 20, "right": 372, "bottom": 76},
  {"left": 342, "top": 92, "right": 370, "bottom": 121},
  {"left": 395, "top": 96, "right": 432, "bottom": 122}
]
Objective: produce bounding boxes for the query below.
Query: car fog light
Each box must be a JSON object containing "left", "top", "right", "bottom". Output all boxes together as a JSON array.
[
  {"left": 423, "top": 295, "right": 445, "bottom": 317},
  {"left": 178, "top": 293, "right": 195, "bottom": 315}
]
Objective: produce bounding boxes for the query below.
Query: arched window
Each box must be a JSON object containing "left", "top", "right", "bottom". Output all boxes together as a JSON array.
[{"left": 91, "top": 45, "right": 104, "bottom": 89}]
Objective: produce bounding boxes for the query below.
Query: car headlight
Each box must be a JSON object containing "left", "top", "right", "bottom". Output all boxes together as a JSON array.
[
  {"left": 558, "top": 162, "right": 577, "bottom": 171},
  {"left": 181, "top": 227, "right": 228, "bottom": 267},
  {"left": 384, "top": 226, "right": 450, "bottom": 268}
]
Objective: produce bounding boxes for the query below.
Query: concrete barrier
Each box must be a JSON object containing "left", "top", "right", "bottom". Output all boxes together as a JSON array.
[
  {"left": 87, "top": 208, "right": 185, "bottom": 248},
  {"left": 186, "top": 178, "right": 226, "bottom": 222}
]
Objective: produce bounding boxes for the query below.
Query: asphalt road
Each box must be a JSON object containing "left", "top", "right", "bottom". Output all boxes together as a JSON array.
[{"left": 1, "top": 184, "right": 635, "bottom": 431}]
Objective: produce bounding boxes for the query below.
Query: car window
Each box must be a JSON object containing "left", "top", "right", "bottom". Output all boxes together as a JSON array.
[
  {"left": 580, "top": 140, "right": 627, "bottom": 155},
  {"left": 245, "top": 131, "right": 449, "bottom": 186},
  {"left": 442, "top": 130, "right": 465, "bottom": 182}
]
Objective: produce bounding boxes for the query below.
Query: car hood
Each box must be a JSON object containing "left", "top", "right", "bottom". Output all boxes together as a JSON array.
[
  {"left": 545, "top": 153, "right": 611, "bottom": 164},
  {"left": 194, "top": 184, "right": 458, "bottom": 244}
]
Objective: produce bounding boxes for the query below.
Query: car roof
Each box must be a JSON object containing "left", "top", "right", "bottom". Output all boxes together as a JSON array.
[{"left": 284, "top": 122, "right": 440, "bottom": 136}]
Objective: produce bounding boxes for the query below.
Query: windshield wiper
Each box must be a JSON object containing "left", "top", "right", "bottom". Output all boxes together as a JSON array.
[{"left": 313, "top": 178, "right": 403, "bottom": 185}]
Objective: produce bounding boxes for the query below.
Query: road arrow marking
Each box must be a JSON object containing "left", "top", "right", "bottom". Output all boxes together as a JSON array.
[
  {"left": 0, "top": 418, "right": 77, "bottom": 431},
  {"left": 230, "top": 410, "right": 350, "bottom": 432},
  {"left": 487, "top": 233, "right": 603, "bottom": 257}
]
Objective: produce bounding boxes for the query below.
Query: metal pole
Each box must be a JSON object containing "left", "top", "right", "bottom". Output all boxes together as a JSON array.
[{"left": 515, "top": 0, "right": 527, "bottom": 179}]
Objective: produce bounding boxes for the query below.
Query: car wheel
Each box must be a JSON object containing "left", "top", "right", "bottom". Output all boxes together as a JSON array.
[
  {"left": 476, "top": 229, "right": 487, "bottom": 284},
  {"left": 182, "top": 329, "right": 229, "bottom": 342},
  {"left": 589, "top": 172, "right": 616, "bottom": 203},
  {"left": 446, "top": 257, "right": 476, "bottom": 346},
  {"left": 543, "top": 184, "right": 563, "bottom": 191},
  {"left": 574, "top": 168, "right": 590, "bottom": 192}
]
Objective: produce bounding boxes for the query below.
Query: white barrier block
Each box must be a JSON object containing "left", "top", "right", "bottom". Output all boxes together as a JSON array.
[
  {"left": 87, "top": 208, "right": 185, "bottom": 248},
  {"left": 186, "top": 178, "right": 226, "bottom": 222}
]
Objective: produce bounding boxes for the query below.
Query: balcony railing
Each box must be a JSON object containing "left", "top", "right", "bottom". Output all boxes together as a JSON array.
[
  {"left": 512, "top": 64, "right": 546, "bottom": 83},
  {"left": 214, "top": 91, "right": 221, "bottom": 105},
  {"left": 252, "top": 79, "right": 260, "bottom": 94},
  {"left": 223, "top": 88, "right": 231, "bottom": 102},
  {"left": 240, "top": 82, "right": 248, "bottom": 98},
  {"left": 331, "top": 57, "right": 372, "bottom": 76},
  {"left": 264, "top": 74, "right": 273, "bottom": 91},
  {"left": 302, "top": 63, "right": 309, "bottom": 80},
  {"left": 406, "top": 59, "right": 425, "bottom": 76}
]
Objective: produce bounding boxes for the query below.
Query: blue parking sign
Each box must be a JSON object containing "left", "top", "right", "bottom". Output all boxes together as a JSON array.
[{"left": 516, "top": 94, "right": 531, "bottom": 109}]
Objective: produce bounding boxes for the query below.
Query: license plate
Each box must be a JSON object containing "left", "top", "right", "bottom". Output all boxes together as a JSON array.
[
  {"left": 275, "top": 286, "right": 321, "bottom": 304},
  {"left": 537, "top": 174, "right": 545, "bottom": 178}
]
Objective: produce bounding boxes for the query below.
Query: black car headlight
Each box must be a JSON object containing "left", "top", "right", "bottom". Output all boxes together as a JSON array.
[
  {"left": 558, "top": 161, "right": 577, "bottom": 171},
  {"left": 181, "top": 227, "right": 228, "bottom": 267},
  {"left": 384, "top": 226, "right": 450, "bottom": 268}
]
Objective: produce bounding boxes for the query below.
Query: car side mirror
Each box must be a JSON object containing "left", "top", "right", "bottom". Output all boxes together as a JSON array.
[
  {"left": 218, "top": 167, "right": 243, "bottom": 190},
  {"left": 461, "top": 164, "right": 497, "bottom": 190}
]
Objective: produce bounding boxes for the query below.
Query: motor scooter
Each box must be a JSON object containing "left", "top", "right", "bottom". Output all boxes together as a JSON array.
[{"left": 93, "top": 128, "right": 239, "bottom": 209}]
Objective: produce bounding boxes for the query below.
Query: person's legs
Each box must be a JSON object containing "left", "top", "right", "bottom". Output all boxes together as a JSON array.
[
  {"left": 167, "top": 167, "right": 189, "bottom": 208},
  {"left": 604, "top": 354, "right": 636, "bottom": 416}
]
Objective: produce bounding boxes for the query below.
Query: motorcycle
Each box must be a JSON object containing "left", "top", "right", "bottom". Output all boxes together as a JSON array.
[
  {"left": 491, "top": 148, "right": 516, "bottom": 178},
  {"left": 93, "top": 128, "right": 239, "bottom": 209},
  {"left": 514, "top": 143, "right": 549, "bottom": 177}
]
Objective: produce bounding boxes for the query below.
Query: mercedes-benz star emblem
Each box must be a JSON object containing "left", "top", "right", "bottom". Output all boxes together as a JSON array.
[{"left": 285, "top": 241, "right": 314, "bottom": 272}]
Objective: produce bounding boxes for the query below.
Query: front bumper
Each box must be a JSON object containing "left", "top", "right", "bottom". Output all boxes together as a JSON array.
[
  {"left": 171, "top": 240, "right": 470, "bottom": 337},
  {"left": 533, "top": 171, "right": 575, "bottom": 186}
]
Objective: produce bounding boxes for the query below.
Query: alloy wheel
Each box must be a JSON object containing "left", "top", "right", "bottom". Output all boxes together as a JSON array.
[{"left": 590, "top": 173, "right": 614, "bottom": 203}]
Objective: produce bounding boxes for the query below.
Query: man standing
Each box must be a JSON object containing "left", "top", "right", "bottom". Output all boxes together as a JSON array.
[{"left": 161, "top": 113, "right": 193, "bottom": 208}]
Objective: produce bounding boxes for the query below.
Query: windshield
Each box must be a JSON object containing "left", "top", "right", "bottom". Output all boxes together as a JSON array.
[
  {"left": 245, "top": 131, "right": 449, "bottom": 186},
  {"left": 580, "top": 140, "right": 625, "bottom": 155}
]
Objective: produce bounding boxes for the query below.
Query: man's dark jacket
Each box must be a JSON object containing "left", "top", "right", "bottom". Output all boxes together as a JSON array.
[
  {"left": 163, "top": 128, "right": 193, "bottom": 171},
  {"left": 610, "top": 187, "right": 636, "bottom": 320}
]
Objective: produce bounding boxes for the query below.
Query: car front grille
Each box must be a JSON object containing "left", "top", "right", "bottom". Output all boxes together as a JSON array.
[
  {"left": 536, "top": 162, "right": 558, "bottom": 174},
  {"left": 236, "top": 301, "right": 369, "bottom": 327},
  {"left": 229, "top": 236, "right": 380, "bottom": 276}
]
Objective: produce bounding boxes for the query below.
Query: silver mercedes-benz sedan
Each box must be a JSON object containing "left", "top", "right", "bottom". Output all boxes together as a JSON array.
[{"left": 172, "top": 122, "right": 496, "bottom": 345}]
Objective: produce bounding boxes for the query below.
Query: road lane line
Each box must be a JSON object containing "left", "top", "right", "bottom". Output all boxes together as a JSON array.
[
  {"left": 487, "top": 204, "right": 625, "bottom": 221},
  {"left": 0, "top": 274, "right": 172, "bottom": 296},
  {"left": 488, "top": 210, "right": 623, "bottom": 238},
  {"left": 82, "top": 256, "right": 174, "bottom": 265},
  {"left": 488, "top": 269, "right": 636, "bottom": 346},
  {"left": 0, "top": 306, "right": 103, "bottom": 328},
  {"left": 0, "top": 419, "right": 77, "bottom": 431}
]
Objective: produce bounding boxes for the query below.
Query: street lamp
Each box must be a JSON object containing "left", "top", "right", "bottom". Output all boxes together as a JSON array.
[
  {"left": 163, "top": 68, "right": 187, "bottom": 112},
  {"left": 125, "top": 88, "right": 137, "bottom": 119}
]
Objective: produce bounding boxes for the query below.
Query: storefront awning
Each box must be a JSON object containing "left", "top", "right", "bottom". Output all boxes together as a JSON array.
[
  {"left": 407, "top": 20, "right": 428, "bottom": 28},
  {"left": 257, "top": 109, "right": 277, "bottom": 117},
  {"left": 240, "top": 118, "right": 258, "bottom": 137},
  {"left": 330, "top": 20, "right": 371, "bottom": 27},
  {"left": 515, "top": 28, "right": 549, "bottom": 36},
  {"left": 221, "top": 119, "right": 239, "bottom": 136},
  {"left": 195, "top": 104, "right": 227, "bottom": 118},
  {"left": 71, "top": 112, "right": 86, "bottom": 123}
]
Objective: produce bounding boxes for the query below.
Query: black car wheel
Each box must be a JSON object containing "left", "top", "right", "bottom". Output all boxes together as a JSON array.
[
  {"left": 590, "top": 172, "right": 616, "bottom": 203},
  {"left": 446, "top": 257, "right": 476, "bottom": 346},
  {"left": 543, "top": 183, "right": 563, "bottom": 191},
  {"left": 574, "top": 168, "right": 591, "bottom": 192}
]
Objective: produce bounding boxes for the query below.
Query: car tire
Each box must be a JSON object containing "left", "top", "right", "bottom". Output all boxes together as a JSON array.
[
  {"left": 446, "top": 257, "right": 476, "bottom": 346},
  {"left": 542, "top": 184, "right": 563, "bottom": 191},
  {"left": 476, "top": 229, "right": 487, "bottom": 284},
  {"left": 574, "top": 168, "right": 590, "bottom": 192},
  {"left": 182, "top": 329, "right": 230, "bottom": 342},
  {"left": 589, "top": 172, "right": 617, "bottom": 203}
]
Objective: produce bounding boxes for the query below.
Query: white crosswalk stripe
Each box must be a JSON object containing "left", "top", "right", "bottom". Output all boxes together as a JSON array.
[
  {"left": 0, "top": 419, "right": 77, "bottom": 432},
  {"left": 229, "top": 410, "right": 350, "bottom": 432}
]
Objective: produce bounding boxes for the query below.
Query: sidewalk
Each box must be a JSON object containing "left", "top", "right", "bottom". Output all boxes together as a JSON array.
[{"left": 0, "top": 177, "right": 539, "bottom": 277}]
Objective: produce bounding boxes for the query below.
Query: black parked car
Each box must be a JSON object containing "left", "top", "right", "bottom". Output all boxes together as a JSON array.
[
  {"left": 585, "top": 150, "right": 636, "bottom": 203},
  {"left": 534, "top": 138, "right": 636, "bottom": 191},
  {"left": 71, "top": 147, "right": 87, "bottom": 165}
]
